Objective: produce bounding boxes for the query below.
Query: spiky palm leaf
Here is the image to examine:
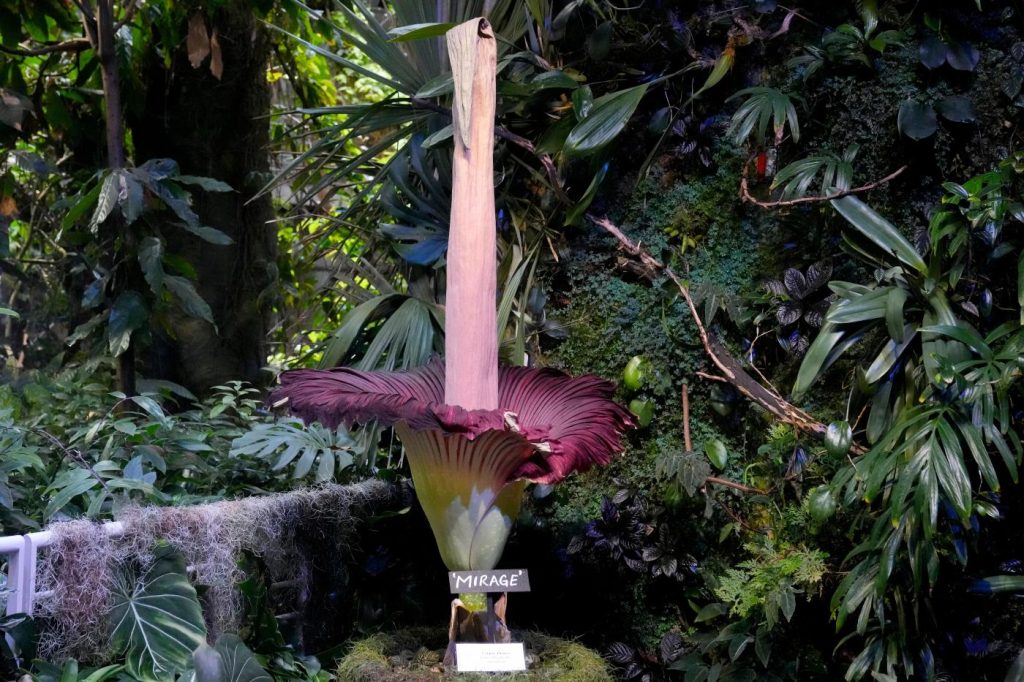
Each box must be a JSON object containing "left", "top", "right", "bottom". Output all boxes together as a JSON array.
[{"left": 771, "top": 144, "right": 858, "bottom": 200}]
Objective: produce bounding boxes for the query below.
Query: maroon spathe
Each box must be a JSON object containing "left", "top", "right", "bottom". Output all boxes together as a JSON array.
[{"left": 272, "top": 358, "right": 634, "bottom": 485}]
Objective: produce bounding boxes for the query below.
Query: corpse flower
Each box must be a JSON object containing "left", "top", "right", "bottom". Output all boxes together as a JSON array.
[
  {"left": 274, "top": 358, "right": 633, "bottom": 569},
  {"left": 272, "top": 19, "right": 633, "bottom": 575}
]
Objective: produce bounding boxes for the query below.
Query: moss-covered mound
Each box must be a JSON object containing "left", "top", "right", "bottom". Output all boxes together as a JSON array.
[{"left": 336, "top": 627, "right": 612, "bottom": 681}]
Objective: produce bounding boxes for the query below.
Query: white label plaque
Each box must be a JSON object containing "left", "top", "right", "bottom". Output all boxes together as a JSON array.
[{"left": 455, "top": 643, "right": 526, "bottom": 672}]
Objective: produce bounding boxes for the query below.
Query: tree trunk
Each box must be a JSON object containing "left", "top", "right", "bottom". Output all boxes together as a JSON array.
[
  {"left": 95, "top": 0, "right": 136, "bottom": 396},
  {"left": 131, "top": 1, "right": 276, "bottom": 394}
]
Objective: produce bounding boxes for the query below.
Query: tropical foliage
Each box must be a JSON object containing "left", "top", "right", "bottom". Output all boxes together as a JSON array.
[{"left": 2, "top": 0, "right": 1024, "bottom": 680}]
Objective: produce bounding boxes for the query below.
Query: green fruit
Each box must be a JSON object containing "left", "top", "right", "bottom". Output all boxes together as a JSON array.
[
  {"left": 629, "top": 398, "right": 654, "bottom": 427},
  {"left": 622, "top": 356, "right": 647, "bottom": 391},
  {"left": 824, "top": 421, "right": 853, "bottom": 458},
  {"left": 807, "top": 486, "right": 837, "bottom": 522},
  {"left": 704, "top": 438, "right": 728, "bottom": 470}
]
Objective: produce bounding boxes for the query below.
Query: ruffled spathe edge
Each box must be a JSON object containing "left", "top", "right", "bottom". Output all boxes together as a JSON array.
[{"left": 272, "top": 358, "right": 635, "bottom": 485}]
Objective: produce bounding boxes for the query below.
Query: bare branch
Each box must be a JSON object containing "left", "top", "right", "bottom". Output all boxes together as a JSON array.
[
  {"left": 706, "top": 476, "right": 767, "bottom": 495},
  {"left": 740, "top": 158, "right": 908, "bottom": 209},
  {"left": 0, "top": 38, "right": 90, "bottom": 57},
  {"left": 588, "top": 213, "right": 867, "bottom": 454}
]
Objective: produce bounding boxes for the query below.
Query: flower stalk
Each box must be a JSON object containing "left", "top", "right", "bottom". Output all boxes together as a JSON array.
[
  {"left": 272, "top": 18, "right": 633, "bottom": 585},
  {"left": 445, "top": 17, "right": 498, "bottom": 411}
]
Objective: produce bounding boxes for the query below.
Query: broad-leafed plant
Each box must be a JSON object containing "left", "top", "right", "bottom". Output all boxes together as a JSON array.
[{"left": 794, "top": 153, "right": 1024, "bottom": 679}]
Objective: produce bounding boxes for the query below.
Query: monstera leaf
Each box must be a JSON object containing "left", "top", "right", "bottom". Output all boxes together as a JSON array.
[
  {"left": 110, "top": 544, "right": 207, "bottom": 681},
  {"left": 193, "top": 635, "right": 272, "bottom": 682}
]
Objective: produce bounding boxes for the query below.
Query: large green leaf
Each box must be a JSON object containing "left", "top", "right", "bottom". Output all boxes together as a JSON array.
[
  {"left": 692, "top": 49, "right": 734, "bottom": 99},
  {"left": 864, "top": 325, "right": 917, "bottom": 383},
  {"left": 793, "top": 324, "right": 845, "bottom": 398},
  {"left": 830, "top": 196, "right": 928, "bottom": 273},
  {"left": 138, "top": 237, "right": 165, "bottom": 294},
  {"left": 108, "top": 291, "right": 149, "bottom": 357},
  {"left": 174, "top": 175, "right": 234, "bottom": 192},
  {"left": 110, "top": 546, "right": 207, "bottom": 682},
  {"left": 193, "top": 635, "right": 272, "bottom": 682},
  {"left": 89, "top": 171, "right": 119, "bottom": 232},
  {"left": 564, "top": 84, "right": 648, "bottom": 155},
  {"left": 165, "top": 276, "right": 215, "bottom": 324},
  {"left": 386, "top": 22, "right": 456, "bottom": 42}
]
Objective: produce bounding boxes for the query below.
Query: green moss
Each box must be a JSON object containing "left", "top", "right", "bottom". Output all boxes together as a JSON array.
[{"left": 335, "top": 628, "right": 612, "bottom": 681}]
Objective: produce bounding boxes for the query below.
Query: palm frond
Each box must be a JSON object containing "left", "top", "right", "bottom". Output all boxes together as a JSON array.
[{"left": 771, "top": 144, "right": 859, "bottom": 200}]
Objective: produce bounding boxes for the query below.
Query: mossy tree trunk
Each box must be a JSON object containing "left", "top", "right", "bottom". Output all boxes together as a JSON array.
[{"left": 130, "top": 1, "right": 276, "bottom": 393}]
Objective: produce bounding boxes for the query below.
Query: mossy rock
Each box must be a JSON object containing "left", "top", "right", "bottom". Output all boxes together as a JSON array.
[{"left": 336, "top": 627, "right": 612, "bottom": 681}]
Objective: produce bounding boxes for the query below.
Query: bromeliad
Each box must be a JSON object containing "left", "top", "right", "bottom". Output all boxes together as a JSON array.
[{"left": 271, "top": 15, "right": 633, "bottom": 636}]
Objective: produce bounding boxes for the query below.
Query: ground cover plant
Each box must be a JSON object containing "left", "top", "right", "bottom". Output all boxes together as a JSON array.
[{"left": 2, "top": 1, "right": 1024, "bottom": 680}]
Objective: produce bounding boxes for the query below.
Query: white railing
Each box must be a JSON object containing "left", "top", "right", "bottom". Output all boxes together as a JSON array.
[{"left": 0, "top": 521, "right": 124, "bottom": 617}]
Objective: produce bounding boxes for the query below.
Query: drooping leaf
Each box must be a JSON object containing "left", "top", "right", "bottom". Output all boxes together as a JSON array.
[
  {"left": 174, "top": 175, "right": 234, "bottom": 192},
  {"left": 108, "top": 291, "right": 149, "bottom": 356},
  {"left": 692, "top": 49, "right": 735, "bottom": 99},
  {"left": 565, "top": 161, "right": 608, "bottom": 225},
  {"left": 120, "top": 173, "right": 145, "bottom": 225},
  {"left": 564, "top": 84, "right": 648, "bottom": 155},
  {"left": 164, "top": 275, "right": 214, "bottom": 324},
  {"left": 793, "top": 324, "right": 845, "bottom": 397},
  {"left": 193, "top": 634, "right": 272, "bottom": 682},
  {"left": 110, "top": 545, "right": 207, "bottom": 682},
  {"left": 864, "top": 326, "right": 917, "bottom": 383},
  {"left": 830, "top": 196, "right": 927, "bottom": 273},
  {"left": 387, "top": 22, "right": 456, "bottom": 42},
  {"left": 138, "top": 236, "right": 165, "bottom": 294},
  {"left": 138, "top": 158, "right": 180, "bottom": 180},
  {"left": 885, "top": 287, "right": 908, "bottom": 342},
  {"left": 181, "top": 224, "right": 234, "bottom": 245},
  {"left": 62, "top": 178, "right": 103, "bottom": 229},
  {"left": 89, "top": 172, "right": 120, "bottom": 232}
]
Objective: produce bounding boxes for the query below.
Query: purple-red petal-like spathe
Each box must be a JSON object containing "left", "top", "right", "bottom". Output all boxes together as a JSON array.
[{"left": 272, "top": 358, "right": 634, "bottom": 486}]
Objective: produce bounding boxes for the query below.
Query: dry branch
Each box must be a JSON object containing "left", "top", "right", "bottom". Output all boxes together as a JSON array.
[
  {"left": 739, "top": 158, "right": 908, "bottom": 209},
  {"left": 0, "top": 39, "right": 91, "bottom": 56},
  {"left": 588, "top": 213, "right": 865, "bottom": 454}
]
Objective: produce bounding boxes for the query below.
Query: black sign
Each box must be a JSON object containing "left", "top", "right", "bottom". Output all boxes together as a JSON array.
[{"left": 448, "top": 569, "right": 531, "bottom": 593}]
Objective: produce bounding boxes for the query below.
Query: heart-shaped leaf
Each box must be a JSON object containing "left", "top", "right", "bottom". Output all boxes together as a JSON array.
[
  {"left": 919, "top": 34, "right": 947, "bottom": 69},
  {"left": 935, "top": 95, "right": 976, "bottom": 123},
  {"left": 945, "top": 40, "right": 980, "bottom": 71},
  {"left": 110, "top": 545, "right": 207, "bottom": 681},
  {"left": 897, "top": 100, "right": 937, "bottom": 140}
]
